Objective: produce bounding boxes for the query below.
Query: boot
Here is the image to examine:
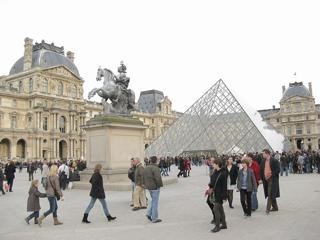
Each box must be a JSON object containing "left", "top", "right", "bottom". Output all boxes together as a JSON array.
[
  {"left": 38, "top": 215, "right": 46, "bottom": 227},
  {"left": 82, "top": 213, "right": 91, "bottom": 223},
  {"left": 53, "top": 217, "right": 63, "bottom": 225},
  {"left": 107, "top": 215, "right": 116, "bottom": 221}
]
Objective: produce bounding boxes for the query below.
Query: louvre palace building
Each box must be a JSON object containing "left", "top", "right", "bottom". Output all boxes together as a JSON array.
[
  {"left": 0, "top": 38, "right": 102, "bottom": 162},
  {"left": 259, "top": 81, "right": 320, "bottom": 152},
  {"left": 0, "top": 37, "right": 181, "bottom": 162}
]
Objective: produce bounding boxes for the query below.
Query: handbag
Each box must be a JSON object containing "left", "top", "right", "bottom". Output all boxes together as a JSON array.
[
  {"left": 208, "top": 172, "right": 221, "bottom": 204},
  {"left": 49, "top": 176, "right": 61, "bottom": 201}
]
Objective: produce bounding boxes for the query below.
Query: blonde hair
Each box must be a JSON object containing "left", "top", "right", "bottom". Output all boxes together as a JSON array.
[
  {"left": 31, "top": 179, "right": 39, "bottom": 188},
  {"left": 48, "top": 164, "right": 58, "bottom": 176}
]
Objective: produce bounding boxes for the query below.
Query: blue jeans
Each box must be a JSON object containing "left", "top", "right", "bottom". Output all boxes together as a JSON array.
[
  {"left": 84, "top": 197, "right": 110, "bottom": 217},
  {"left": 44, "top": 196, "right": 58, "bottom": 217},
  {"left": 289, "top": 162, "right": 293, "bottom": 173},
  {"left": 251, "top": 190, "right": 258, "bottom": 210},
  {"left": 147, "top": 189, "right": 160, "bottom": 222},
  {"left": 26, "top": 211, "right": 39, "bottom": 222},
  {"left": 280, "top": 165, "right": 289, "bottom": 176}
]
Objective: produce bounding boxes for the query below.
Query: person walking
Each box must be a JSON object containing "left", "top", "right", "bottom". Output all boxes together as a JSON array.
[
  {"left": 144, "top": 156, "right": 163, "bottom": 223},
  {"left": 82, "top": 164, "right": 116, "bottom": 223},
  {"left": 260, "top": 149, "right": 280, "bottom": 214},
  {"left": 4, "top": 160, "right": 15, "bottom": 192},
  {"left": 237, "top": 159, "right": 257, "bottom": 217},
  {"left": 226, "top": 156, "right": 238, "bottom": 209},
  {"left": 25, "top": 179, "right": 47, "bottom": 224},
  {"left": 41, "top": 160, "right": 49, "bottom": 189},
  {"left": 0, "top": 165, "right": 5, "bottom": 195},
  {"left": 132, "top": 157, "right": 147, "bottom": 210},
  {"left": 209, "top": 159, "right": 227, "bottom": 233},
  {"left": 280, "top": 152, "right": 289, "bottom": 176},
  {"left": 58, "top": 161, "right": 69, "bottom": 190},
  {"left": 128, "top": 158, "right": 135, "bottom": 206},
  {"left": 205, "top": 157, "right": 216, "bottom": 224},
  {"left": 38, "top": 164, "right": 64, "bottom": 226},
  {"left": 27, "top": 161, "right": 35, "bottom": 181},
  {"left": 247, "top": 153, "right": 260, "bottom": 211}
]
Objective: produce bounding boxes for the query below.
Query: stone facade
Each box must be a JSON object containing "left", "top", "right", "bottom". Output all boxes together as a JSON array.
[
  {"left": 132, "top": 90, "right": 181, "bottom": 148},
  {"left": 0, "top": 38, "right": 101, "bottom": 162},
  {"left": 259, "top": 81, "right": 320, "bottom": 151}
]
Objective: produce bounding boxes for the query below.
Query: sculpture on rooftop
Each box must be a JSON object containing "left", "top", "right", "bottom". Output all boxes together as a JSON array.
[{"left": 88, "top": 61, "right": 136, "bottom": 114}]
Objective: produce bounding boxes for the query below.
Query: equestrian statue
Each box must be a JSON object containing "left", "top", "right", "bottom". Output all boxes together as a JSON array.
[{"left": 88, "top": 61, "right": 136, "bottom": 114}]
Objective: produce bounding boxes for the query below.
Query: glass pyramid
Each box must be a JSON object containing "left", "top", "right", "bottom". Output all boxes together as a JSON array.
[{"left": 145, "top": 79, "right": 273, "bottom": 157}]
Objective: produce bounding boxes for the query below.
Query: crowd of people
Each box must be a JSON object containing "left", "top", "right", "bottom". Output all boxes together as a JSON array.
[
  {"left": 204, "top": 149, "right": 281, "bottom": 233},
  {"left": 0, "top": 148, "right": 319, "bottom": 232}
]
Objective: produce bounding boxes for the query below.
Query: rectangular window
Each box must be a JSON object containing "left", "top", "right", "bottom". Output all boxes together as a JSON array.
[
  {"left": 296, "top": 124, "right": 303, "bottom": 135},
  {"left": 152, "top": 118, "right": 154, "bottom": 124},
  {"left": 293, "top": 102, "right": 301, "bottom": 112},
  {"left": 287, "top": 126, "right": 292, "bottom": 135},
  {"left": 307, "top": 125, "right": 311, "bottom": 134},
  {"left": 29, "top": 78, "right": 33, "bottom": 92},
  {"left": 11, "top": 116, "right": 17, "bottom": 128},
  {"left": 152, "top": 129, "right": 155, "bottom": 138},
  {"left": 43, "top": 117, "right": 48, "bottom": 131}
]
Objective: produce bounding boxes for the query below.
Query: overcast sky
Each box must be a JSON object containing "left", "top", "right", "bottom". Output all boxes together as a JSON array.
[{"left": 1, "top": 0, "right": 319, "bottom": 113}]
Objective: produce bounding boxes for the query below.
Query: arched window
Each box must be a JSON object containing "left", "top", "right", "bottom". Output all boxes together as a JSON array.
[
  {"left": 59, "top": 116, "right": 66, "bottom": 133},
  {"left": 42, "top": 79, "right": 48, "bottom": 93},
  {"left": 58, "top": 82, "right": 63, "bottom": 95}
]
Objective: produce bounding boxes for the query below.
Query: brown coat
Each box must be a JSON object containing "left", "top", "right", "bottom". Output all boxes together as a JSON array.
[
  {"left": 134, "top": 163, "right": 145, "bottom": 187},
  {"left": 27, "top": 186, "right": 47, "bottom": 212},
  {"left": 46, "top": 175, "right": 63, "bottom": 198}
]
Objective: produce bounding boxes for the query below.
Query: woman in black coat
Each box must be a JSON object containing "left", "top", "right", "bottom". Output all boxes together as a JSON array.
[
  {"left": 209, "top": 159, "right": 227, "bottom": 233},
  {"left": 82, "top": 164, "right": 116, "bottom": 223},
  {"left": 226, "top": 157, "right": 238, "bottom": 208},
  {"left": 5, "top": 161, "right": 16, "bottom": 192}
]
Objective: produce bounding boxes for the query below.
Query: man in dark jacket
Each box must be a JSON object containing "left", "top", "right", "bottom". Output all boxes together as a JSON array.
[
  {"left": 209, "top": 159, "right": 227, "bottom": 233},
  {"left": 5, "top": 161, "right": 15, "bottom": 192},
  {"left": 27, "top": 161, "right": 36, "bottom": 181},
  {"left": 144, "top": 156, "right": 163, "bottom": 223},
  {"left": 0, "top": 166, "right": 5, "bottom": 195},
  {"left": 260, "top": 149, "right": 280, "bottom": 214}
]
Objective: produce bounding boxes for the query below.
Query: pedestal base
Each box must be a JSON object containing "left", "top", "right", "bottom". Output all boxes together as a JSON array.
[{"left": 73, "top": 168, "right": 178, "bottom": 191}]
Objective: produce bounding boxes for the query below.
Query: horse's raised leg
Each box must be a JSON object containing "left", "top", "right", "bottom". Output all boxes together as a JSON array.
[{"left": 88, "top": 88, "right": 98, "bottom": 99}]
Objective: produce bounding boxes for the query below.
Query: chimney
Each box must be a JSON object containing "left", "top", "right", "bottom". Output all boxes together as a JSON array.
[
  {"left": 308, "top": 82, "right": 313, "bottom": 96},
  {"left": 67, "top": 51, "right": 75, "bottom": 62},
  {"left": 23, "top": 37, "right": 33, "bottom": 71},
  {"left": 282, "top": 85, "right": 286, "bottom": 94}
]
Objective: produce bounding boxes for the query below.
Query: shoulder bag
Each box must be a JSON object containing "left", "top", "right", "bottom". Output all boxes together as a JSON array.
[{"left": 49, "top": 176, "right": 61, "bottom": 201}]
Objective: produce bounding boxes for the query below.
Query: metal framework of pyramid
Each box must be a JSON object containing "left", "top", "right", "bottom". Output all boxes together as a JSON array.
[{"left": 145, "top": 79, "right": 273, "bottom": 157}]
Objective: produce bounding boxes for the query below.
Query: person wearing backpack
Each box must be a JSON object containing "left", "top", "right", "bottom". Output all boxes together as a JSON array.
[{"left": 58, "top": 161, "right": 69, "bottom": 190}]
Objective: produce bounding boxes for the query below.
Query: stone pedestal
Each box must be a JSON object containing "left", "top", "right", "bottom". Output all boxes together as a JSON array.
[
  {"left": 73, "top": 114, "right": 178, "bottom": 191},
  {"left": 73, "top": 115, "right": 146, "bottom": 190}
]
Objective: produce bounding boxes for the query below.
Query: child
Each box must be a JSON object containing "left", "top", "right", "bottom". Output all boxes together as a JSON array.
[{"left": 25, "top": 180, "right": 47, "bottom": 224}]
